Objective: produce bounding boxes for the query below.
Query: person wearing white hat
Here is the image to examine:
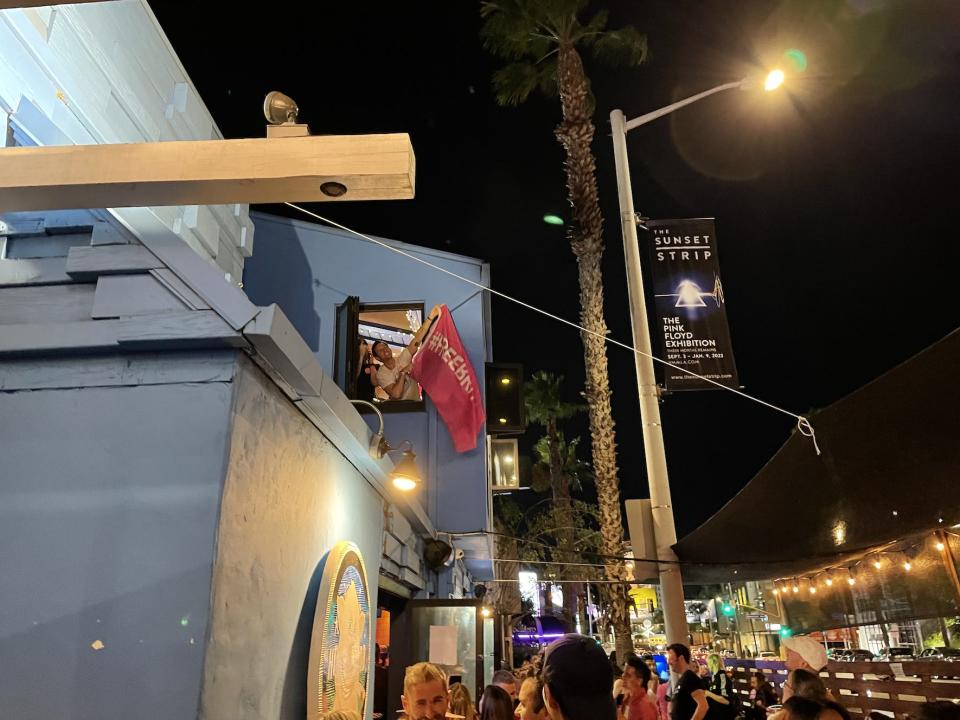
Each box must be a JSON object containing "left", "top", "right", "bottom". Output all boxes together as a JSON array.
[{"left": 780, "top": 636, "right": 829, "bottom": 703}]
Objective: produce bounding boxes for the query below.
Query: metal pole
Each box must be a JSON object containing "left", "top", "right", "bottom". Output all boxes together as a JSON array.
[
  {"left": 936, "top": 530, "right": 960, "bottom": 608},
  {"left": 727, "top": 582, "right": 744, "bottom": 657},
  {"left": 587, "top": 583, "right": 593, "bottom": 636},
  {"left": 610, "top": 108, "right": 688, "bottom": 644},
  {"left": 624, "top": 80, "right": 744, "bottom": 132}
]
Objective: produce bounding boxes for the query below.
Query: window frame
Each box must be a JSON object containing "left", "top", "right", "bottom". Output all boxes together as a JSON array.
[{"left": 334, "top": 299, "right": 427, "bottom": 414}]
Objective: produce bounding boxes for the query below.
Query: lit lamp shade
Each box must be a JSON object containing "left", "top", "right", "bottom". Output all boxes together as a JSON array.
[{"left": 390, "top": 450, "right": 421, "bottom": 491}]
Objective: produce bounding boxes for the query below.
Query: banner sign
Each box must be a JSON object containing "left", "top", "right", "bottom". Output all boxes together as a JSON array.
[
  {"left": 411, "top": 305, "right": 486, "bottom": 452},
  {"left": 646, "top": 218, "right": 739, "bottom": 391}
]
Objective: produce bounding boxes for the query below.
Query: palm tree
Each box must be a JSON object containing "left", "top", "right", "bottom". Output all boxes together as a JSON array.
[{"left": 482, "top": 2, "right": 646, "bottom": 659}]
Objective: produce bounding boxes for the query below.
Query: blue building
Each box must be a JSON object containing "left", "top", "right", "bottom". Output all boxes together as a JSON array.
[
  {"left": 244, "top": 212, "right": 495, "bottom": 591},
  {"left": 0, "top": 3, "right": 503, "bottom": 718}
]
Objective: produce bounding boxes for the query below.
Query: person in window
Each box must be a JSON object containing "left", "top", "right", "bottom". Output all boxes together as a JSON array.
[
  {"left": 373, "top": 305, "right": 440, "bottom": 401},
  {"left": 355, "top": 340, "right": 378, "bottom": 403}
]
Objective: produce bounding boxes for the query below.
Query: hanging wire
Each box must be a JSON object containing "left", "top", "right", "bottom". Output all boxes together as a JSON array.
[
  {"left": 448, "top": 528, "right": 908, "bottom": 568},
  {"left": 284, "top": 202, "right": 821, "bottom": 455},
  {"left": 490, "top": 557, "right": 612, "bottom": 568}
]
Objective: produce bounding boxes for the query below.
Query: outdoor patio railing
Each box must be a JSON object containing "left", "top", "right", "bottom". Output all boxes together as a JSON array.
[{"left": 724, "top": 658, "right": 960, "bottom": 719}]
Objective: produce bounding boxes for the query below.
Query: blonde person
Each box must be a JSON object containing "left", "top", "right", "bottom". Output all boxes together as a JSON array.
[
  {"left": 401, "top": 661, "right": 449, "bottom": 720},
  {"left": 705, "top": 654, "right": 736, "bottom": 717},
  {"left": 449, "top": 682, "right": 478, "bottom": 720}
]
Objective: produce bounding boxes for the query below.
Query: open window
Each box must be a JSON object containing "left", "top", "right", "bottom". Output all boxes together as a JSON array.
[
  {"left": 334, "top": 298, "right": 426, "bottom": 411},
  {"left": 488, "top": 437, "right": 520, "bottom": 492}
]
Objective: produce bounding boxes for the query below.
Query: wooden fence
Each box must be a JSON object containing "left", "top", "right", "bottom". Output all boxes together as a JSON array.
[{"left": 723, "top": 659, "right": 960, "bottom": 719}]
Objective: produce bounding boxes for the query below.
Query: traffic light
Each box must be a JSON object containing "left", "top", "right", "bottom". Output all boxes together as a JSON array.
[
  {"left": 780, "top": 626, "right": 793, "bottom": 638},
  {"left": 722, "top": 603, "right": 735, "bottom": 616}
]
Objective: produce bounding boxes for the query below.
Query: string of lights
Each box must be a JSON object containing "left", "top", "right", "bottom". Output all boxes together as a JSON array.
[
  {"left": 769, "top": 530, "right": 960, "bottom": 598},
  {"left": 447, "top": 528, "right": 958, "bottom": 569}
]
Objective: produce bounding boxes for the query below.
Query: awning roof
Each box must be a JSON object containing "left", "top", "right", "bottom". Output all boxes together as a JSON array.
[{"left": 674, "top": 329, "right": 960, "bottom": 584}]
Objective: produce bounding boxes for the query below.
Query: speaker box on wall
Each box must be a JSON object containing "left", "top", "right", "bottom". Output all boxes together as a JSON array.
[{"left": 485, "top": 363, "right": 524, "bottom": 434}]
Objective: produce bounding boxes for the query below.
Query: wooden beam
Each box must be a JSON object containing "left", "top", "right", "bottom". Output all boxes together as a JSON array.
[
  {"left": 0, "top": 1, "right": 114, "bottom": 8},
  {"left": 0, "top": 134, "right": 416, "bottom": 212}
]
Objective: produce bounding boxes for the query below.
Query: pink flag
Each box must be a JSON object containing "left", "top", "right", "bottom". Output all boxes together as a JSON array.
[{"left": 410, "top": 305, "right": 486, "bottom": 452}]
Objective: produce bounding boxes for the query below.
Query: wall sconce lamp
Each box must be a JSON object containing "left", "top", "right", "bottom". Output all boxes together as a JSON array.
[{"left": 350, "top": 400, "right": 421, "bottom": 491}]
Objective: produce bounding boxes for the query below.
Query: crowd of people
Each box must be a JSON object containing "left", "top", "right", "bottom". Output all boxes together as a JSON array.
[{"left": 348, "top": 632, "right": 960, "bottom": 720}]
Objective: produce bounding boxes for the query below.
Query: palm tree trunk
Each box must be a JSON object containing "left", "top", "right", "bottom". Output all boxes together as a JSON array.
[{"left": 554, "top": 42, "right": 633, "bottom": 661}]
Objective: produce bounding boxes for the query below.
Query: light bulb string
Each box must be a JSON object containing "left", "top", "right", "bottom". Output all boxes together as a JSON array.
[{"left": 771, "top": 534, "right": 950, "bottom": 587}]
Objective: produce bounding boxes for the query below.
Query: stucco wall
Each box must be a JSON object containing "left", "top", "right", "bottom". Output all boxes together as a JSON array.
[
  {"left": 0, "top": 352, "right": 236, "bottom": 719},
  {"left": 199, "top": 354, "right": 386, "bottom": 720}
]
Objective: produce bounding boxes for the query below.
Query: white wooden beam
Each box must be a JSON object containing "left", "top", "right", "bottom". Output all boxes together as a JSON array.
[
  {"left": 0, "top": 134, "right": 416, "bottom": 212},
  {"left": 0, "top": 1, "right": 114, "bottom": 8}
]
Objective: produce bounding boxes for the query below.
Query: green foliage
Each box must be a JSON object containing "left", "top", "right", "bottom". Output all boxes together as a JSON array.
[
  {"left": 494, "top": 495, "right": 525, "bottom": 535},
  {"left": 523, "top": 370, "right": 584, "bottom": 427},
  {"left": 531, "top": 434, "right": 592, "bottom": 493},
  {"left": 480, "top": 0, "right": 647, "bottom": 106}
]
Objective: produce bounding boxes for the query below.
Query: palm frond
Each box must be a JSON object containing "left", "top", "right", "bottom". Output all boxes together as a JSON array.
[
  {"left": 480, "top": 0, "right": 556, "bottom": 60},
  {"left": 492, "top": 62, "right": 545, "bottom": 106},
  {"left": 574, "top": 8, "right": 608, "bottom": 46},
  {"left": 589, "top": 25, "right": 648, "bottom": 67},
  {"left": 524, "top": 370, "right": 585, "bottom": 424}
]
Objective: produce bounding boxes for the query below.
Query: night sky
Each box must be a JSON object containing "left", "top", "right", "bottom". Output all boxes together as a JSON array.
[{"left": 150, "top": 0, "right": 960, "bottom": 537}]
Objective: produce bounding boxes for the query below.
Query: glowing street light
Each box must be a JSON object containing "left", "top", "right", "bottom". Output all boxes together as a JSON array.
[
  {"left": 764, "top": 69, "right": 786, "bottom": 92},
  {"left": 610, "top": 67, "right": 787, "bottom": 644}
]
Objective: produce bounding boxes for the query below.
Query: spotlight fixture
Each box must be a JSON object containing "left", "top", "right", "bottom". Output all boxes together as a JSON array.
[
  {"left": 390, "top": 450, "right": 421, "bottom": 491},
  {"left": 825, "top": 577, "right": 833, "bottom": 587},
  {"left": 936, "top": 541, "right": 945, "bottom": 552},
  {"left": 792, "top": 584, "right": 800, "bottom": 594},
  {"left": 263, "top": 91, "right": 299, "bottom": 124},
  {"left": 263, "top": 90, "right": 310, "bottom": 138}
]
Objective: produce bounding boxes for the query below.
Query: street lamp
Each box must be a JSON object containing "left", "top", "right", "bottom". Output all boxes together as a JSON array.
[{"left": 609, "top": 72, "right": 783, "bottom": 645}]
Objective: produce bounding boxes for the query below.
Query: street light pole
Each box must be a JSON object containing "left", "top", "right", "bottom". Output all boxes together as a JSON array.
[{"left": 609, "top": 78, "right": 752, "bottom": 645}]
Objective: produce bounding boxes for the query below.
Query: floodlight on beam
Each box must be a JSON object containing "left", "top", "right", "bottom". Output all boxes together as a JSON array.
[{"left": 264, "top": 91, "right": 310, "bottom": 138}]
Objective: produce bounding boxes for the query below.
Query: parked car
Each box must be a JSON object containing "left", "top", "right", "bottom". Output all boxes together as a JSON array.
[
  {"left": 918, "top": 647, "right": 960, "bottom": 661},
  {"left": 879, "top": 647, "right": 916, "bottom": 661},
  {"left": 845, "top": 649, "right": 876, "bottom": 662}
]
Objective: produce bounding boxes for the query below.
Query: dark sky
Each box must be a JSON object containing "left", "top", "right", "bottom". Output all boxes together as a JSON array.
[{"left": 151, "top": 1, "right": 960, "bottom": 537}]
